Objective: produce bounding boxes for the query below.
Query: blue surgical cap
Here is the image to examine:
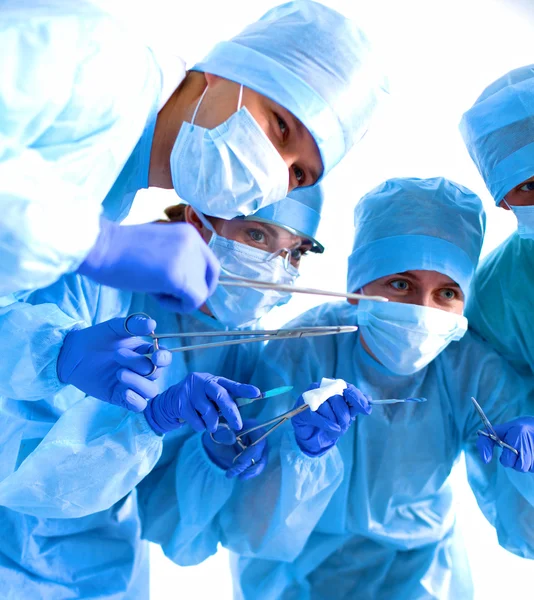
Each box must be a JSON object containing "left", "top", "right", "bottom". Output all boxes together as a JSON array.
[
  {"left": 246, "top": 186, "right": 325, "bottom": 252},
  {"left": 193, "top": 0, "right": 386, "bottom": 179},
  {"left": 460, "top": 65, "right": 534, "bottom": 203},
  {"left": 347, "top": 177, "right": 486, "bottom": 296}
]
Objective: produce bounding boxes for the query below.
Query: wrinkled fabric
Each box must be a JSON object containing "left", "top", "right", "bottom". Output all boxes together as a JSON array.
[
  {"left": 347, "top": 177, "right": 485, "bottom": 297},
  {"left": 356, "top": 299, "right": 468, "bottom": 375},
  {"left": 459, "top": 64, "right": 534, "bottom": 203},
  {"left": 171, "top": 87, "right": 289, "bottom": 220},
  {"left": 0, "top": 0, "right": 166, "bottom": 293},
  {"left": 0, "top": 275, "right": 260, "bottom": 598},
  {"left": 247, "top": 184, "right": 325, "bottom": 252},
  {"left": 467, "top": 233, "right": 534, "bottom": 376},
  {"left": 193, "top": 0, "right": 387, "bottom": 178},
  {"left": 347, "top": 177, "right": 486, "bottom": 294},
  {"left": 224, "top": 301, "right": 534, "bottom": 599}
]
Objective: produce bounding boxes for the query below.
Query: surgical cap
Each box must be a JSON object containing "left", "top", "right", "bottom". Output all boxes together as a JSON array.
[
  {"left": 347, "top": 177, "right": 486, "bottom": 296},
  {"left": 460, "top": 65, "right": 534, "bottom": 203},
  {"left": 193, "top": 1, "right": 386, "bottom": 179},
  {"left": 245, "top": 186, "right": 325, "bottom": 252}
]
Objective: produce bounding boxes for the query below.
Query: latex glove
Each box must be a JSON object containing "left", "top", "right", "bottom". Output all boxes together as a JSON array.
[
  {"left": 144, "top": 373, "right": 260, "bottom": 435},
  {"left": 292, "top": 382, "right": 372, "bottom": 457},
  {"left": 57, "top": 315, "right": 171, "bottom": 412},
  {"left": 78, "top": 218, "right": 220, "bottom": 312},
  {"left": 202, "top": 419, "right": 269, "bottom": 480},
  {"left": 477, "top": 417, "right": 534, "bottom": 473}
]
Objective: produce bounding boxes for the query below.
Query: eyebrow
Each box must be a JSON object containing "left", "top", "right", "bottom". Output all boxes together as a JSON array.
[{"left": 396, "top": 272, "right": 463, "bottom": 290}]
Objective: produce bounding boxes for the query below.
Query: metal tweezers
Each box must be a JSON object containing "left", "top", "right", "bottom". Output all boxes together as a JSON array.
[
  {"left": 124, "top": 313, "right": 359, "bottom": 354},
  {"left": 471, "top": 396, "right": 519, "bottom": 456},
  {"left": 221, "top": 396, "right": 428, "bottom": 462},
  {"left": 219, "top": 275, "right": 389, "bottom": 303}
]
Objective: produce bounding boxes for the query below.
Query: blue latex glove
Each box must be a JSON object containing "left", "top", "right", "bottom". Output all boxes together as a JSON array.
[
  {"left": 292, "top": 382, "right": 372, "bottom": 457},
  {"left": 78, "top": 218, "right": 220, "bottom": 312},
  {"left": 202, "top": 419, "right": 269, "bottom": 480},
  {"left": 57, "top": 315, "right": 171, "bottom": 412},
  {"left": 144, "top": 373, "right": 260, "bottom": 435},
  {"left": 477, "top": 417, "right": 534, "bottom": 473}
]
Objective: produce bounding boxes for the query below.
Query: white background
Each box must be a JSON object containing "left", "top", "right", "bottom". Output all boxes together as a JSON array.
[{"left": 105, "top": 0, "right": 534, "bottom": 597}]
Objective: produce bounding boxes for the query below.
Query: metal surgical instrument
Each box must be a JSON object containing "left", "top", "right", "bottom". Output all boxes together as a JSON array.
[
  {"left": 471, "top": 396, "right": 519, "bottom": 456},
  {"left": 219, "top": 275, "right": 389, "bottom": 303},
  {"left": 123, "top": 312, "right": 359, "bottom": 353},
  {"left": 178, "top": 386, "right": 294, "bottom": 425},
  {"left": 218, "top": 396, "right": 428, "bottom": 462}
]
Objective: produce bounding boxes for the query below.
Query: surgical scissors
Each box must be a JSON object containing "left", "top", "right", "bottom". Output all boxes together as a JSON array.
[
  {"left": 219, "top": 275, "right": 389, "bottom": 303},
  {"left": 214, "top": 396, "right": 428, "bottom": 462},
  {"left": 124, "top": 313, "right": 359, "bottom": 353},
  {"left": 471, "top": 396, "right": 519, "bottom": 456}
]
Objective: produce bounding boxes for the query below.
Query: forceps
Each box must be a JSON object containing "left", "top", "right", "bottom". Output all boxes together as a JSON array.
[
  {"left": 216, "top": 396, "right": 428, "bottom": 462},
  {"left": 219, "top": 275, "right": 389, "bottom": 303},
  {"left": 124, "top": 313, "right": 359, "bottom": 353},
  {"left": 178, "top": 386, "right": 294, "bottom": 425},
  {"left": 471, "top": 397, "right": 519, "bottom": 456}
]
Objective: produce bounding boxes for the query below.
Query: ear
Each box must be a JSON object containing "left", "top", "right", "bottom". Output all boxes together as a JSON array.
[
  {"left": 185, "top": 206, "right": 214, "bottom": 243},
  {"left": 204, "top": 72, "right": 224, "bottom": 87}
]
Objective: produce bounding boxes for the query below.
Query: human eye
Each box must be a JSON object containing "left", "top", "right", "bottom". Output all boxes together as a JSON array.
[
  {"left": 247, "top": 228, "right": 266, "bottom": 244},
  {"left": 439, "top": 288, "right": 457, "bottom": 300},
  {"left": 276, "top": 114, "right": 288, "bottom": 138},
  {"left": 293, "top": 165, "right": 306, "bottom": 186},
  {"left": 389, "top": 279, "right": 410, "bottom": 291},
  {"left": 519, "top": 181, "right": 534, "bottom": 192}
]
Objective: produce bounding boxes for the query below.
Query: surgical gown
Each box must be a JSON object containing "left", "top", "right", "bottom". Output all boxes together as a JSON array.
[
  {"left": 139, "top": 301, "right": 534, "bottom": 599},
  {"left": 0, "top": 0, "right": 179, "bottom": 293},
  {"left": 0, "top": 274, "right": 258, "bottom": 599},
  {"left": 467, "top": 233, "right": 534, "bottom": 376}
]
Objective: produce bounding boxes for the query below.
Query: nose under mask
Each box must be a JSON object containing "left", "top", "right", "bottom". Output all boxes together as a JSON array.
[{"left": 356, "top": 298, "right": 468, "bottom": 375}]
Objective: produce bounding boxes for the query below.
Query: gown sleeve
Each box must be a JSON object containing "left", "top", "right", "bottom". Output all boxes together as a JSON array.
[
  {"left": 138, "top": 307, "right": 346, "bottom": 565},
  {"left": 0, "top": 5, "right": 160, "bottom": 292},
  {"left": 460, "top": 337, "right": 534, "bottom": 558}
]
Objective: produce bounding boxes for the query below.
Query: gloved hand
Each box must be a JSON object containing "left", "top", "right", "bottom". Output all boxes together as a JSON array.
[
  {"left": 477, "top": 417, "right": 534, "bottom": 472},
  {"left": 144, "top": 373, "right": 260, "bottom": 435},
  {"left": 57, "top": 315, "right": 171, "bottom": 412},
  {"left": 202, "top": 419, "right": 269, "bottom": 480},
  {"left": 292, "top": 382, "right": 372, "bottom": 457},
  {"left": 78, "top": 218, "right": 220, "bottom": 313}
]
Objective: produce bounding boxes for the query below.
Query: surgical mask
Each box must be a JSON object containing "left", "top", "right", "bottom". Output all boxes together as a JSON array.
[
  {"left": 503, "top": 199, "right": 534, "bottom": 239},
  {"left": 198, "top": 213, "right": 299, "bottom": 327},
  {"left": 356, "top": 299, "right": 468, "bottom": 375},
  {"left": 170, "top": 85, "right": 289, "bottom": 220}
]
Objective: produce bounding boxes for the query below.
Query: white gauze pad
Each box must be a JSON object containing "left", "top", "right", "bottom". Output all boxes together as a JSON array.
[{"left": 302, "top": 377, "right": 348, "bottom": 411}]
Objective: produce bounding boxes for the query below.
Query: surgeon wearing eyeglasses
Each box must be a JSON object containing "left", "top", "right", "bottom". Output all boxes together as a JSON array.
[
  {"left": 0, "top": 185, "right": 326, "bottom": 599},
  {"left": 136, "top": 178, "right": 534, "bottom": 600},
  {"left": 0, "top": 0, "right": 384, "bottom": 313}
]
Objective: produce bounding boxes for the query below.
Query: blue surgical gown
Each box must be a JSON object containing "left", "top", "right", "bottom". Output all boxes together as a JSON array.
[
  {"left": 467, "top": 233, "right": 534, "bottom": 376},
  {"left": 0, "top": 274, "right": 260, "bottom": 599},
  {"left": 139, "top": 301, "right": 534, "bottom": 599},
  {"left": 0, "top": 0, "right": 169, "bottom": 294}
]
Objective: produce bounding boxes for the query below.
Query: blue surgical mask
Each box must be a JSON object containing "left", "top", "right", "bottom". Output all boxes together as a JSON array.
[
  {"left": 170, "top": 85, "right": 289, "bottom": 220},
  {"left": 198, "top": 213, "right": 299, "bottom": 327},
  {"left": 503, "top": 200, "right": 534, "bottom": 239},
  {"left": 356, "top": 299, "right": 468, "bottom": 375}
]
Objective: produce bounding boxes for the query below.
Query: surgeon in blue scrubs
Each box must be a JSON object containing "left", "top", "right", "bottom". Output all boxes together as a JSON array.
[
  {"left": 138, "top": 178, "right": 534, "bottom": 600},
  {"left": 0, "top": 186, "right": 326, "bottom": 599},
  {"left": 460, "top": 65, "right": 534, "bottom": 378},
  {"left": 0, "top": 0, "right": 385, "bottom": 312}
]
